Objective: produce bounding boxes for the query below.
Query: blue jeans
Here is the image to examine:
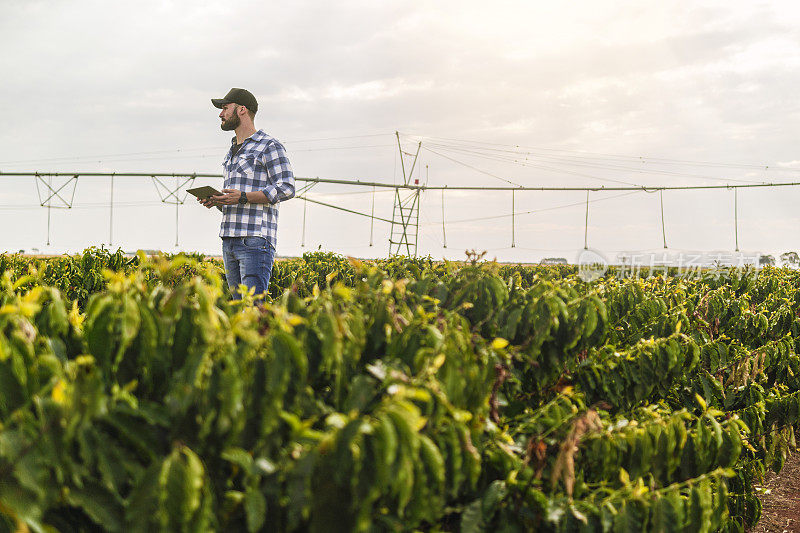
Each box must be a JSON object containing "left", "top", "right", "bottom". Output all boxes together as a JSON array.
[{"left": 221, "top": 236, "right": 275, "bottom": 300}]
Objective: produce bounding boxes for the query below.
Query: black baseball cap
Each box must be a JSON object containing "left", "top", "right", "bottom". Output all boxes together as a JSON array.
[{"left": 211, "top": 88, "right": 258, "bottom": 112}]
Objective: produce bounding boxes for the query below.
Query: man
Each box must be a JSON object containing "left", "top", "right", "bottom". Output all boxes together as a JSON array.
[{"left": 199, "top": 88, "right": 295, "bottom": 300}]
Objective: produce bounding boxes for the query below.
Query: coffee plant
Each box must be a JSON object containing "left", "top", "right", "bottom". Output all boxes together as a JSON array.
[{"left": 0, "top": 249, "right": 797, "bottom": 531}]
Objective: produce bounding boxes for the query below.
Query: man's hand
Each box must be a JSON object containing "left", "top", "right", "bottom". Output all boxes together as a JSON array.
[
  {"left": 213, "top": 189, "right": 244, "bottom": 205},
  {"left": 197, "top": 189, "right": 243, "bottom": 208},
  {"left": 197, "top": 195, "right": 217, "bottom": 209}
]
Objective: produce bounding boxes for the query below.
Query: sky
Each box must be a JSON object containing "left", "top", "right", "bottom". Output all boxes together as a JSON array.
[{"left": 1, "top": 0, "right": 799, "bottom": 263}]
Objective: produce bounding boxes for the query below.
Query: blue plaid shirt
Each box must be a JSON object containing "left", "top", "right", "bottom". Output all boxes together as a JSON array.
[{"left": 219, "top": 130, "right": 295, "bottom": 249}]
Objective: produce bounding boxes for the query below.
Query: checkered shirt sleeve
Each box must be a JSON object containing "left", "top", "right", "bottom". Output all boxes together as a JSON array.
[
  {"left": 219, "top": 131, "right": 295, "bottom": 249},
  {"left": 260, "top": 140, "right": 295, "bottom": 204}
]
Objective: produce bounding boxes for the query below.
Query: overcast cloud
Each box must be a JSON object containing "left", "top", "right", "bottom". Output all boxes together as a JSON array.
[{"left": 1, "top": 0, "right": 798, "bottom": 262}]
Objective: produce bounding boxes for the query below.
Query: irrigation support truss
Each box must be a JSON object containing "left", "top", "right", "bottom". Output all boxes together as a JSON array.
[
  {"left": 2, "top": 171, "right": 800, "bottom": 253},
  {"left": 389, "top": 132, "right": 422, "bottom": 257},
  {"left": 32, "top": 173, "right": 79, "bottom": 246}
]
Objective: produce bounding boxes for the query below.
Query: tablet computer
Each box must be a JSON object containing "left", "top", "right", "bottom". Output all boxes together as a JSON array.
[{"left": 186, "top": 186, "right": 222, "bottom": 199}]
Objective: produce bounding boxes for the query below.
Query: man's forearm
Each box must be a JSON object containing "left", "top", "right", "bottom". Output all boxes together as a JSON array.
[
  {"left": 244, "top": 191, "right": 271, "bottom": 204},
  {"left": 212, "top": 188, "right": 292, "bottom": 205},
  {"left": 258, "top": 180, "right": 295, "bottom": 204}
]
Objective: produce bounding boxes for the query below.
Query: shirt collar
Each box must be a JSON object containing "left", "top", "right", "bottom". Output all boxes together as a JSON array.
[{"left": 230, "top": 129, "right": 268, "bottom": 146}]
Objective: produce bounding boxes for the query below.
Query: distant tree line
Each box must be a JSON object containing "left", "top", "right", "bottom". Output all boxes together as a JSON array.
[{"left": 759, "top": 251, "right": 799, "bottom": 267}]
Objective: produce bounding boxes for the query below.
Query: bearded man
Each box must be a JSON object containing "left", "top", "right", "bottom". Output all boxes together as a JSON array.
[{"left": 199, "top": 88, "right": 295, "bottom": 300}]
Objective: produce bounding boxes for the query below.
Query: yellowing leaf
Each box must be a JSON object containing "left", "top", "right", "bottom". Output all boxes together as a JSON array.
[
  {"left": 431, "top": 353, "right": 446, "bottom": 371},
  {"left": 75, "top": 355, "right": 96, "bottom": 367},
  {"left": 332, "top": 284, "right": 352, "bottom": 300},
  {"left": 632, "top": 479, "right": 648, "bottom": 497},
  {"left": 11, "top": 275, "right": 33, "bottom": 291},
  {"left": 453, "top": 410, "right": 473, "bottom": 423},
  {"left": 619, "top": 468, "right": 630, "bottom": 486},
  {"left": 52, "top": 380, "right": 67, "bottom": 405},
  {"left": 695, "top": 393, "right": 707, "bottom": 411},
  {"left": 68, "top": 301, "right": 85, "bottom": 330},
  {"left": 381, "top": 280, "right": 394, "bottom": 294},
  {"left": 491, "top": 338, "right": 509, "bottom": 350}
]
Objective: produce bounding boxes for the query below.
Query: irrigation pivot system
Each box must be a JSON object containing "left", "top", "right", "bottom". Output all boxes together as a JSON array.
[{"left": 2, "top": 132, "right": 799, "bottom": 253}]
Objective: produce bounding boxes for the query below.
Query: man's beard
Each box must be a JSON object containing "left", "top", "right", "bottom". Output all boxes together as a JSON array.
[{"left": 221, "top": 110, "right": 240, "bottom": 131}]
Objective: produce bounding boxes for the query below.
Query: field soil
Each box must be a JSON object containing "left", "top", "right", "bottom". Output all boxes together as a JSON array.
[{"left": 751, "top": 452, "right": 800, "bottom": 532}]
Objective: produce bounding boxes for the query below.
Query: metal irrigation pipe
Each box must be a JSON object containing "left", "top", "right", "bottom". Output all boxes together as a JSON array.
[{"left": 1, "top": 171, "right": 800, "bottom": 192}]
